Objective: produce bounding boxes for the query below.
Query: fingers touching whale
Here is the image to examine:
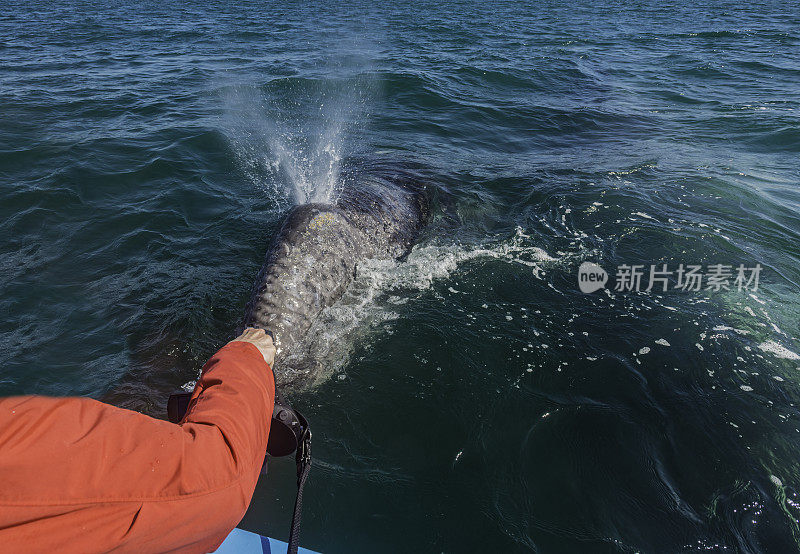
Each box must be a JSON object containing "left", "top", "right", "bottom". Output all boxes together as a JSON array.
[{"left": 243, "top": 174, "right": 429, "bottom": 386}]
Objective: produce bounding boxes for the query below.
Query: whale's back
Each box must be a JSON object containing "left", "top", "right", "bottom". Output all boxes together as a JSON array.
[{"left": 243, "top": 181, "right": 428, "bottom": 386}]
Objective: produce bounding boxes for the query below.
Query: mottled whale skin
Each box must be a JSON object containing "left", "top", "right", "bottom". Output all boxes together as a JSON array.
[{"left": 242, "top": 177, "right": 428, "bottom": 387}]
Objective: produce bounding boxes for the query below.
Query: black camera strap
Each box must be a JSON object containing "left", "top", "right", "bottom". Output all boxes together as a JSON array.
[
  {"left": 269, "top": 373, "right": 312, "bottom": 554},
  {"left": 287, "top": 426, "right": 311, "bottom": 554}
]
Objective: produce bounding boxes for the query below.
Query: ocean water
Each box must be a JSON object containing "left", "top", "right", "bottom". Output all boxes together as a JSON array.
[{"left": 2, "top": 0, "right": 800, "bottom": 552}]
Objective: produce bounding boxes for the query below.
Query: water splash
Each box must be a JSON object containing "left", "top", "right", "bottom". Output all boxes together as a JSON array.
[
  {"left": 285, "top": 228, "right": 562, "bottom": 386},
  {"left": 219, "top": 45, "right": 378, "bottom": 205}
]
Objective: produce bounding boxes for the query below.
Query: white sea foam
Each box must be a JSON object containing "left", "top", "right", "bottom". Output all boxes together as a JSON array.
[
  {"left": 354, "top": 227, "right": 556, "bottom": 292},
  {"left": 758, "top": 340, "right": 800, "bottom": 360},
  {"left": 712, "top": 325, "right": 750, "bottom": 335}
]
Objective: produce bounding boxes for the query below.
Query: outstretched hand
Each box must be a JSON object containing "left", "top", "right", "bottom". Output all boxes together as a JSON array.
[{"left": 231, "top": 327, "right": 276, "bottom": 368}]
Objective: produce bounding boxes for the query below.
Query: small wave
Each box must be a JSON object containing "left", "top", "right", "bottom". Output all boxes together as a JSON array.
[
  {"left": 664, "top": 30, "right": 751, "bottom": 40},
  {"left": 747, "top": 126, "right": 800, "bottom": 153}
]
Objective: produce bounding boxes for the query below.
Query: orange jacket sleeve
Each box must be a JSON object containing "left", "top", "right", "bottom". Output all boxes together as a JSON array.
[{"left": 0, "top": 341, "right": 274, "bottom": 554}]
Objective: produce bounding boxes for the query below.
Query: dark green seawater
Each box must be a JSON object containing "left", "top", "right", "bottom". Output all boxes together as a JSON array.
[{"left": 3, "top": 0, "right": 800, "bottom": 552}]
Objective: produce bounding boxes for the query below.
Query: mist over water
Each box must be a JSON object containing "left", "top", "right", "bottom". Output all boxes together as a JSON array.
[{"left": 3, "top": 0, "right": 800, "bottom": 552}]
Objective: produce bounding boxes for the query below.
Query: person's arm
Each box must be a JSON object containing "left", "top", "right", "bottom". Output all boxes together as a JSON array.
[{"left": 0, "top": 329, "right": 275, "bottom": 554}]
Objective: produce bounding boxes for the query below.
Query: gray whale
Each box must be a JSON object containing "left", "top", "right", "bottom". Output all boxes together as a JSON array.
[{"left": 242, "top": 171, "right": 429, "bottom": 387}]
